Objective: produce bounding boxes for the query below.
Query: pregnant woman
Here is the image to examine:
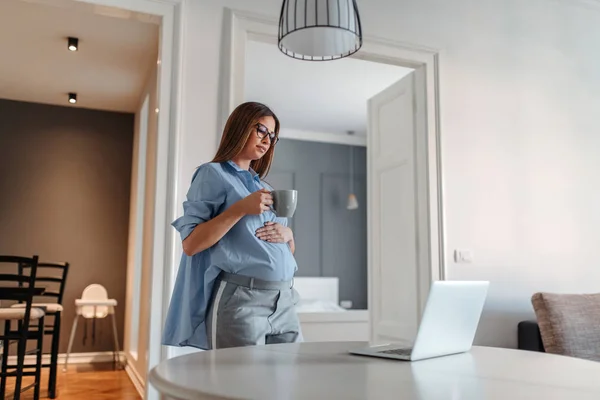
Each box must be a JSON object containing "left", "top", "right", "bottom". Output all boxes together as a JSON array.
[{"left": 162, "top": 102, "right": 301, "bottom": 350}]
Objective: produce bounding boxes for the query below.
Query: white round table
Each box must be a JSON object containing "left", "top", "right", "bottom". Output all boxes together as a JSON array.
[{"left": 149, "top": 341, "right": 600, "bottom": 399}]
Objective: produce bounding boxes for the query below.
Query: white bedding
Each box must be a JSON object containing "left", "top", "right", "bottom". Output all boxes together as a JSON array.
[
  {"left": 295, "top": 299, "right": 347, "bottom": 313},
  {"left": 292, "top": 277, "right": 368, "bottom": 342}
]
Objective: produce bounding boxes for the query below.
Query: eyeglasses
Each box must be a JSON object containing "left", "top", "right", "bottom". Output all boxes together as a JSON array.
[{"left": 256, "top": 123, "right": 279, "bottom": 145}]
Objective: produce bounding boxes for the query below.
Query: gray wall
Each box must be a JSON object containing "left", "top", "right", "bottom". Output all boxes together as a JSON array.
[
  {"left": 269, "top": 139, "right": 367, "bottom": 309},
  {"left": 0, "top": 99, "right": 133, "bottom": 353}
]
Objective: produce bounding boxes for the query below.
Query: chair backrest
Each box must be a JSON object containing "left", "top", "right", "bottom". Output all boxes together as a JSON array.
[
  {"left": 81, "top": 284, "right": 110, "bottom": 318},
  {"left": 531, "top": 292, "right": 600, "bottom": 362},
  {"left": 0, "top": 255, "right": 40, "bottom": 330},
  {"left": 18, "top": 261, "right": 70, "bottom": 304},
  {"left": 81, "top": 284, "right": 109, "bottom": 301}
]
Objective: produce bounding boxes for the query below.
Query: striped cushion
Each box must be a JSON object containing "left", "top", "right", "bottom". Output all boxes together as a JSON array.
[
  {"left": 0, "top": 307, "right": 45, "bottom": 320},
  {"left": 12, "top": 303, "right": 63, "bottom": 313}
]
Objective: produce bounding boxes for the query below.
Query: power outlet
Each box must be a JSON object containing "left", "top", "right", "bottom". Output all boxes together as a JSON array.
[{"left": 454, "top": 249, "right": 473, "bottom": 263}]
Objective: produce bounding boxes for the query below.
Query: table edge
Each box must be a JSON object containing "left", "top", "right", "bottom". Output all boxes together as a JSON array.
[{"left": 148, "top": 366, "right": 234, "bottom": 400}]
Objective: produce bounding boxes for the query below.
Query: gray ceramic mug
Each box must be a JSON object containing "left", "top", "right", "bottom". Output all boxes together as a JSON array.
[{"left": 271, "top": 190, "right": 298, "bottom": 218}]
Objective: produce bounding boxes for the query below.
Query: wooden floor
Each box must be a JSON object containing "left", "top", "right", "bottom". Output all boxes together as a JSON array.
[{"left": 5, "top": 363, "right": 141, "bottom": 399}]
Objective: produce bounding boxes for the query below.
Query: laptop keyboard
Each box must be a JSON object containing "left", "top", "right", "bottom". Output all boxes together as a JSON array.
[{"left": 378, "top": 348, "right": 412, "bottom": 356}]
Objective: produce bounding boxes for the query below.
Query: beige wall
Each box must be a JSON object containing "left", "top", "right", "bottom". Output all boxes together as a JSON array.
[
  {"left": 124, "top": 64, "right": 158, "bottom": 382},
  {"left": 0, "top": 98, "right": 133, "bottom": 353}
]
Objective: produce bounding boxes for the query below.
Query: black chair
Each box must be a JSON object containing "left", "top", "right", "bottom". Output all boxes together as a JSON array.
[
  {"left": 12, "top": 261, "right": 69, "bottom": 399},
  {"left": 0, "top": 255, "right": 45, "bottom": 400}
]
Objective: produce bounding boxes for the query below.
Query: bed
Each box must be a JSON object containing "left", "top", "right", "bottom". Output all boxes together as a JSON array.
[{"left": 293, "top": 277, "right": 369, "bottom": 342}]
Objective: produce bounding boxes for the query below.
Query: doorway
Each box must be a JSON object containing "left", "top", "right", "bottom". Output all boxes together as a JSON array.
[
  {"left": 244, "top": 38, "right": 413, "bottom": 313},
  {"left": 0, "top": 0, "right": 182, "bottom": 398},
  {"left": 66, "top": 2, "right": 182, "bottom": 399},
  {"left": 225, "top": 9, "right": 445, "bottom": 346}
]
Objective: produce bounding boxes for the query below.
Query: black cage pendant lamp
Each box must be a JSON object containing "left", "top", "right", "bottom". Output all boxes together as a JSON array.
[{"left": 278, "top": 0, "right": 363, "bottom": 61}]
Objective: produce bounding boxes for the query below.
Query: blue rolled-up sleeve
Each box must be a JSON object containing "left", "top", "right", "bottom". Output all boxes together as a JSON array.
[{"left": 172, "top": 164, "right": 226, "bottom": 241}]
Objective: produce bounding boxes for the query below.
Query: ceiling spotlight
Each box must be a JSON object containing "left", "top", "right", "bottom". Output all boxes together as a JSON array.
[
  {"left": 68, "top": 93, "right": 77, "bottom": 104},
  {"left": 68, "top": 37, "right": 79, "bottom": 51}
]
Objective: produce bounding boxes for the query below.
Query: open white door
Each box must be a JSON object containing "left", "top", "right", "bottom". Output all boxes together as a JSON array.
[{"left": 368, "top": 67, "right": 437, "bottom": 345}]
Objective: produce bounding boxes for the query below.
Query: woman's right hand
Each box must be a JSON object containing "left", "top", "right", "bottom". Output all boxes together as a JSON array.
[{"left": 233, "top": 189, "right": 273, "bottom": 215}]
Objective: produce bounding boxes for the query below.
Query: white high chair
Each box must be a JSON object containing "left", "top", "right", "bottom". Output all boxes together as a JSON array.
[{"left": 63, "top": 284, "right": 121, "bottom": 371}]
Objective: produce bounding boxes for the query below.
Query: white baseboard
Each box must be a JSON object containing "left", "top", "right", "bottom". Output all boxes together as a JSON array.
[
  {"left": 7, "top": 351, "right": 126, "bottom": 365},
  {"left": 125, "top": 362, "right": 145, "bottom": 398}
]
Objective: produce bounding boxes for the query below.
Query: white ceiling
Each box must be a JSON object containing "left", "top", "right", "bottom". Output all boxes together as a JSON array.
[
  {"left": 0, "top": 0, "right": 159, "bottom": 113},
  {"left": 245, "top": 40, "right": 413, "bottom": 136}
]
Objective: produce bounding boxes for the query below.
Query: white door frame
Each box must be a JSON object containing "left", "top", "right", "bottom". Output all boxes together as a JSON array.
[
  {"left": 224, "top": 8, "right": 447, "bottom": 304},
  {"left": 73, "top": 0, "right": 183, "bottom": 398}
]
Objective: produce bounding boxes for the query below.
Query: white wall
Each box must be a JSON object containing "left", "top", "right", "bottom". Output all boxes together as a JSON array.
[
  {"left": 244, "top": 39, "right": 413, "bottom": 135},
  {"left": 173, "top": 0, "right": 600, "bottom": 349},
  {"left": 125, "top": 62, "right": 158, "bottom": 380}
]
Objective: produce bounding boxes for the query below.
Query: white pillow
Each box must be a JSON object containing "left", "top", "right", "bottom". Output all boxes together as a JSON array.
[{"left": 295, "top": 299, "right": 347, "bottom": 312}]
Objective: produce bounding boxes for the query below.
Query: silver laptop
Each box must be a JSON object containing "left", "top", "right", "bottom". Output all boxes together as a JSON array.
[{"left": 349, "top": 280, "right": 489, "bottom": 361}]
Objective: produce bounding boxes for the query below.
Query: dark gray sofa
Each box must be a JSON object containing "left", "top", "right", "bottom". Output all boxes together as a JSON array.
[{"left": 517, "top": 320, "right": 545, "bottom": 353}]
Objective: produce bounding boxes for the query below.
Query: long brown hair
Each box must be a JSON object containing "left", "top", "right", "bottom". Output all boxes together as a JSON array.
[{"left": 211, "top": 102, "right": 280, "bottom": 178}]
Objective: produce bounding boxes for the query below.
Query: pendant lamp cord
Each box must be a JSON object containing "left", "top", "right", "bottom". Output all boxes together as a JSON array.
[{"left": 349, "top": 145, "right": 354, "bottom": 194}]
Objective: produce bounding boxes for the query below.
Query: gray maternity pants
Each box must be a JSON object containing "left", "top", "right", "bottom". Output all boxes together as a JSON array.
[{"left": 206, "top": 271, "right": 303, "bottom": 349}]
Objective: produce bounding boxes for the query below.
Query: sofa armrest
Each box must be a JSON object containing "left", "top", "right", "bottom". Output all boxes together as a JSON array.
[{"left": 518, "top": 320, "right": 545, "bottom": 352}]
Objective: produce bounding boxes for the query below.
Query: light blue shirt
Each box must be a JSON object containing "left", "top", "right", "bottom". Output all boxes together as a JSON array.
[{"left": 162, "top": 161, "right": 297, "bottom": 349}]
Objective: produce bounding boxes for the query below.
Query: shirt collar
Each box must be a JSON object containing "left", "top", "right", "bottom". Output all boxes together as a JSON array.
[{"left": 226, "top": 160, "right": 260, "bottom": 182}]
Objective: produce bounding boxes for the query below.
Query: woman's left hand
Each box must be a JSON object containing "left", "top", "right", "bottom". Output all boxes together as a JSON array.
[{"left": 255, "top": 221, "right": 293, "bottom": 243}]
